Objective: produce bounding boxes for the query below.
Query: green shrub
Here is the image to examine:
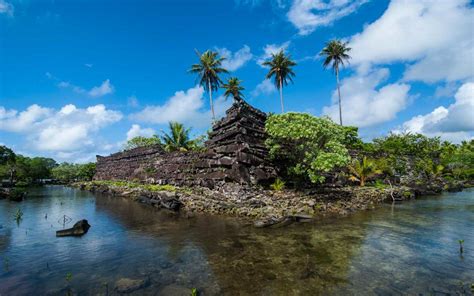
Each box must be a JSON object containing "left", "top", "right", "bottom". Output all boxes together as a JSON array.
[{"left": 265, "top": 113, "right": 350, "bottom": 184}]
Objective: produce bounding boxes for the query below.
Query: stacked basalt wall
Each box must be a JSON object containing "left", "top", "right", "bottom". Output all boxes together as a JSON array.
[{"left": 94, "top": 101, "right": 276, "bottom": 188}]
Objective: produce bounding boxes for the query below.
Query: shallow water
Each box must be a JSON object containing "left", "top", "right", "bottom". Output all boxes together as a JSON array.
[{"left": 0, "top": 186, "right": 472, "bottom": 295}]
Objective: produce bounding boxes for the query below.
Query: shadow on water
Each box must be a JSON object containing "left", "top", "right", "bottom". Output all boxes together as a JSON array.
[{"left": 0, "top": 186, "right": 473, "bottom": 295}]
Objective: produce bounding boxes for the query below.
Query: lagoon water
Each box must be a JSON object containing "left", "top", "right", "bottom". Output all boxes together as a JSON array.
[{"left": 0, "top": 186, "right": 473, "bottom": 295}]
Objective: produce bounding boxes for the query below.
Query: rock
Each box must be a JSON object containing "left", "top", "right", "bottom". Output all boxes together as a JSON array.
[
  {"left": 158, "top": 285, "right": 192, "bottom": 296},
  {"left": 56, "top": 219, "right": 91, "bottom": 237},
  {"left": 115, "top": 277, "right": 149, "bottom": 294},
  {"left": 161, "top": 198, "right": 182, "bottom": 211}
]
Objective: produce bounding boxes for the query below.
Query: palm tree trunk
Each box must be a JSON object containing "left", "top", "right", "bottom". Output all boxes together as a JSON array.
[
  {"left": 336, "top": 67, "right": 342, "bottom": 125},
  {"left": 208, "top": 79, "right": 215, "bottom": 121},
  {"left": 279, "top": 76, "right": 284, "bottom": 113}
]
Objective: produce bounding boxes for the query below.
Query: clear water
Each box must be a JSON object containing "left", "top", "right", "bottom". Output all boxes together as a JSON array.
[{"left": 0, "top": 186, "right": 472, "bottom": 295}]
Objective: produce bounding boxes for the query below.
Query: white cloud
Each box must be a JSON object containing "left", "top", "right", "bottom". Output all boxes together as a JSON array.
[
  {"left": 88, "top": 79, "right": 114, "bottom": 97},
  {"left": 0, "top": 104, "right": 122, "bottom": 154},
  {"left": 0, "top": 104, "right": 52, "bottom": 132},
  {"left": 257, "top": 41, "right": 291, "bottom": 66},
  {"left": 350, "top": 0, "right": 474, "bottom": 83},
  {"left": 216, "top": 45, "right": 253, "bottom": 71},
  {"left": 0, "top": 0, "right": 13, "bottom": 16},
  {"left": 395, "top": 82, "right": 474, "bottom": 143},
  {"left": 126, "top": 124, "right": 155, "bottom": 141},
  {"left": 322, "top": 68, "right": 411, "bottom": 127},
  {"left": 130, "top": 85, "right": 231, "bottom": 128},
  {"left": 287, "top": 0, "right": 368, "bottom": 35},
  {"left": 251, "top": 79, "right": 277, "bottom": 97}
]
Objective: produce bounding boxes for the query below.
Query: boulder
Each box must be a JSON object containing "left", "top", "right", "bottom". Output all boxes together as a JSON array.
[
  {"left": 115, "top": 277, "right": 149, "bottom": 294},
  {"left": 56, "top": 219, "right": 91, "bottom": 237}
]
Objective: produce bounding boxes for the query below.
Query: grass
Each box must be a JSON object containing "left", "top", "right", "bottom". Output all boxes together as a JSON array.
[{"left": 84, "top": 180, "right": 196, "bottom": 194}]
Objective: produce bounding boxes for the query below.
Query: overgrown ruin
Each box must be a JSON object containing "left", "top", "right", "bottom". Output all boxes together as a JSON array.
[{"left": 94, "top": 100, "right": 276, "bottom": 188}]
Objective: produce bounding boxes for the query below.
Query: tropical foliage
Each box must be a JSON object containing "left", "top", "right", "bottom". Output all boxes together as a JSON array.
[
  {"left": 0, "top": 146, "right": 58, "bottom": 184},
  {"left": 162, "top": 122, "right": 192, "bottom": 152},
  {"left": 222, "top": 77, "right": 245, "bottom": 102},
  {"left": 348, "top": 157, "right": 382, "bottom": 186},
  {"left": 51, "top": 162, "right": 96, "bottom": 183},
  {"left": 265, "top": 113, "right": 350, "bottom": 184},
  {"left": 125, "top": 135, "right": 161, "bottom": 150},
  {"left": 320, "top": 40, "right": 351, "bottom": 125},
  {"left": 263, "top": 50, "right": 296, "bottom": 113},
  {"left": 189, "top": 50, "right": 228, "bottom": 120}
]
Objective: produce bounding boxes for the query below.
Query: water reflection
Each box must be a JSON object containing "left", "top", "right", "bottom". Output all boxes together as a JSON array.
[{"left": 0, "top": 186, "right": 472, "bottom": 295}]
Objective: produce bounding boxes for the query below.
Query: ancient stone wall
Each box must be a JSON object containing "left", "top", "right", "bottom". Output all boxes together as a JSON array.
[{"left": 94, "top": 101, "right": 276, "bottom": 188}]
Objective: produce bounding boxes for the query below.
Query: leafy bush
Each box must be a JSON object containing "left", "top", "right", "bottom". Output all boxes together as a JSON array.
[
  {"left": 125, "top": 135, "right": 162, "bottom": 150},
  {"left": 265, "top": 113, "right": 350, "bottom": 184}
]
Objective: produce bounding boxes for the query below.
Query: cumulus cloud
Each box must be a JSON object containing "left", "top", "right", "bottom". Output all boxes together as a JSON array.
[
  {"left": 350, "top": 0, "right": 474, "bottom": 83},
  {"left": 130, "top": 85, "right": 231, "bottom": 128},
  {"left": 251, "top": 79, "right": 277, "bottom": 97},
  {"left": 395, "top": 82, "right": 474, "bottom": 143},
  {"left": 88, "top": 79, "right": 114, "bottom": 97},
  {"left": 257, "top": 41, "right": 291, "bottom": 66},
  {"left": 216, "top": 45, "right": 253, "bottom": 71},
  {"left": 0, "top": 0, "right": 13, "bottom": 16},
  {"left": 0, "top": 104, "right": 122, "bottom": 155},
  {"left": 287, "top": 0, "right": 368, "bottom": 35},
  {"left": 0, "top": 104, "right": 52, "bottom": 132},
  {"left": 322, "top": 68, "right": 411, "bottom": 127},
  {"left": 126, "top": 124, "right": 155, "bottom": 141}
]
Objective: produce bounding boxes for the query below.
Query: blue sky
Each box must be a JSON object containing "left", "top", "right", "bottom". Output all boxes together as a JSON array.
[{"left": 1, "top": 0, "right": 473, "bottom": 162}]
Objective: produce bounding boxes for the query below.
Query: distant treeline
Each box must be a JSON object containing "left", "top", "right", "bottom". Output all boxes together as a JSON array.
[{"left": 0, "top": 146, "right": 95, "bottom": 185}]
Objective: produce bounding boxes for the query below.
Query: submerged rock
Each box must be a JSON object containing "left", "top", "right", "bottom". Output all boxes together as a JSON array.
[
  {"left": 158, "top": 284, "right": 192, "bottom": 296},
  {"left": 56, "top": 219, "right": 91, "bottom": 237},
  {"left": 115, "top": 277, "right": 149, "bottom": 294}
]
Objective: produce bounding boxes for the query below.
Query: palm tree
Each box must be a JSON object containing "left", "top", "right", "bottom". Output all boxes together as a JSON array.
[
  {"left": 262, "top": 50, "right": 296, "bottom": 113},
  {"left": 189, "top": 50, "right": 228, "bottom": 121},
  {"left": 222, "top": 77, "right": 244, "bottom": 103},
  {"left": 348, "top": 156, "right": 382, "bottom": 186},
  {"left": 320, "top": 40, "right": 351, "bottom": 125},
  {"left": 161, "top": 122, "right": 193, "bottom": 152}
]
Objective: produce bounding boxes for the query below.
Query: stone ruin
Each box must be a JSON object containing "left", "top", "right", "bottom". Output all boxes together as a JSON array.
[{"left": 94, "top": 100, "right": 276, "bottom": 188}]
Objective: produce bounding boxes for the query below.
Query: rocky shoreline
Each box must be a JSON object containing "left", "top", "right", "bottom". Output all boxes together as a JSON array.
[{"left": 72, "top": 179, "right": 471, "bottom": 226}]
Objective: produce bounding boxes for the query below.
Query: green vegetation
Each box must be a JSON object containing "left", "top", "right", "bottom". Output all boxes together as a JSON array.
[
  {"left": 270, "top": 178, "right": 285, "bottom": 191},
  {"left": 125, "top": 135, "right": 161, "bottom": 150},
  {"left": 348, "top": 157, "right": 382, "bottom": 187},
  {"left": 222, "top": 77, "right": 245, "bottom": 102},
  {"left": 459, "top": 239, "right": 464, "bottom": 254},
  {"left": 162, "top": 122, "right": 194, "bottom": 152},
  {"left": 88, "top": 180, "right": 178, "bottom": 192},
  {"left": 263, "top": 50, "right": 296, "bottom": 113},
  {"left": 125, "top": 122, "right": 206, "bottom": 153},
  {"left": 51, "top": 162, "right": 96, "bottom": 183},
  {"left": 320, "top": 40, "right": 352, "bottom": 125},
  {"left": 14, "top": 208, "right": 23, "bottom": 224},
  {"left": 264, "top": 112, "right": 473, "bottom": 188},
  {"left": 189, "top": 50, "right": 228, "bottom": 121},
  {"left": 265, "top": 113, "right": 350, "bottom": 184},
  {"left": 191, "top": 288, "right": 198, "bottom": 296},
  {"left": 0, "top": 145, "right": 58, "bottom": 184}
]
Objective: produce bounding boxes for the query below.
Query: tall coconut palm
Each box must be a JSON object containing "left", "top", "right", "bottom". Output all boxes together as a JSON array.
[
  {"left": 222, "top": 77, "right": 244, "bottom": 103},
  {"left": 161, "top": 122, "right": 193, "bottom": 152},
  {"left": 348, "top": 156, "right": 382, "bottom": 186},
  {"left": 320, "top": 40, "right": 351, "bottom": 125},
  {"left": 262, "top": 50, "right": 296, "bottom": 113},
  {"left": 189, "top": 50, "right": 228, "bottom": 121}
]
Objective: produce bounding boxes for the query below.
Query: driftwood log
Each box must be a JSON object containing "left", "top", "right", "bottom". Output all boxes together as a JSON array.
[{"left": 56, "top": 219, "right": 91, "bottom": 237}]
